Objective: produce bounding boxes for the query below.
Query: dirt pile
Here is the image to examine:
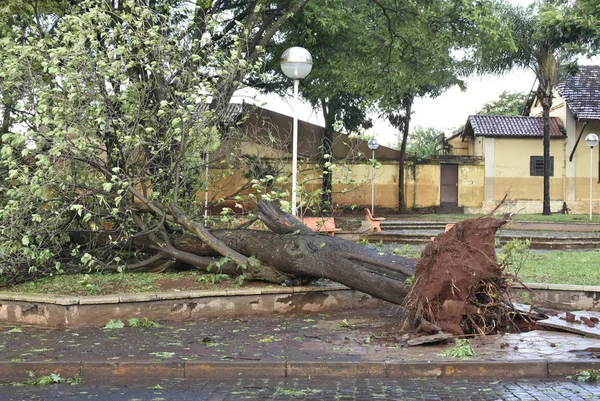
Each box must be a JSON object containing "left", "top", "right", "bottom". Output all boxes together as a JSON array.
[{"left": 403, "top": 217, "right": 519, "bottom": 336}]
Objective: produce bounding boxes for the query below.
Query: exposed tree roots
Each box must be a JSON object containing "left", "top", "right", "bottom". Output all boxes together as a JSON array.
[{"left": 403, "top": 216, "right": 534, "bottom": 336}]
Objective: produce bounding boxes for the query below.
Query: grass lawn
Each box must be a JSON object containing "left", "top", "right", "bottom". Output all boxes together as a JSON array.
[
  {"left": 390, "top": 244, "right": 600, "bottom": 286},
  {"left": 3, "top": 248, "right": 599, "bottom": 296},
  {"left": 4, "top": 270, "right": 254, "bottom": 296},
  {"left": 405, "top": 213, "right": 600, "bottom": 223},
  {"left": 515, "top": 250, "right": 600, "bottom": 286}
]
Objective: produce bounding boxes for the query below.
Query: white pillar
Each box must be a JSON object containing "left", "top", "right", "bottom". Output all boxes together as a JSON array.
[{"left": 291, "top": 79, "right": 299, "bottom": 216}]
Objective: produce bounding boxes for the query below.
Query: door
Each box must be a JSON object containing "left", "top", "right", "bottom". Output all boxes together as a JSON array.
[{"left": 440, "top": 164, "right": 458, "bottom": 206}]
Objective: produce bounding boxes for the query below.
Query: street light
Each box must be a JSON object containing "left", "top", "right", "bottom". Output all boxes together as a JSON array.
[
  {"left": 585, "top": 133, "right": 599, "bottom": 220},
  {"left": 368, "top": 138, "right": 379, "bottom": 214},
  {"left": 280, "top": 46, "right": 313, "bottom": 216}
]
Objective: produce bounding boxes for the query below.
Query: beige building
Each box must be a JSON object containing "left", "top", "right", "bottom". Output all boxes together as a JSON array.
[{"left": 443, "top": 66, "right": 600, "bottom": 214}]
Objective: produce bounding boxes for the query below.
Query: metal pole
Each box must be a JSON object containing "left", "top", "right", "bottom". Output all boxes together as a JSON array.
[
  {"left": 371, "top": 149, "right": 375, "bottom": 214},
  {"left": 291, "top": 79, "right": 299, "bottom": 216},
  {"left": 591, "top": 146, "right": 594, "bottom": 220},
  {"left": 204, "top": 152, "right": 210, "bottom": 225}
]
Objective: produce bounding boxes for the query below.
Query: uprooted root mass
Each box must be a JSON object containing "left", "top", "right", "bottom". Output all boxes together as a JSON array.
[{"left": 403, "top": 217, "right": 530, "bottom": 336}]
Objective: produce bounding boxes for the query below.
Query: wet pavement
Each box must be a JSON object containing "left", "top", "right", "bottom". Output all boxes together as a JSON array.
[
  {"left": 0, "top": 305, "right": 599, "bottom": 386},
  {"left": 1, "top": 377, "right": 600, "bottom": 400}
]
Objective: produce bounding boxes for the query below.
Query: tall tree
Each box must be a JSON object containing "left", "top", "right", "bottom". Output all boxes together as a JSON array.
[
  {"left": 403, "top": 126, "right": 445, "bottom": 159},
  {"left": 477, "top": 91, "right": 530, "bottom": 116},
  {"left": 472, "top": 0, "right": 592, "bottom": 215},
  {"left": 262, "top": 0, "right": 505, "bottom": 213}
]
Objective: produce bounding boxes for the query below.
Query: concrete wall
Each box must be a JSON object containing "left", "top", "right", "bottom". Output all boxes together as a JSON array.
[
  {"left": 0, "top": 287, "right": 385, "bottom": 328},
  {"left": 569, "top": 120, "right": 600, "bottom": 214},
  {"left": 458, "top": 164, "right": 485, "bottom": 208},
  {"left": 206, "top": 161, "right": 401, "bottom": 212},
  {"left": 405, "top": 162, "right": 484, "bottom": 209}
]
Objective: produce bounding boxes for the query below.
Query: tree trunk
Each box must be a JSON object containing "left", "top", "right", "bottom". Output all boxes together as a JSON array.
[
  {"left": 398, "top": 95, "right": 413, "bottom": 213},
  {"left": 320, "top": 99, "right": 335, "bottom": 214},
  {"left": 537, "top": 49, "right": 556, "bottom": 216},
  {"left": 213, "top": 200, "right": 415, "bottom": 305},
  {"left": 542, "top": 103, "right": 552, "bottom": 215},
  {"left": 70, "top": 200, "right": 416, "bottom": 305}
]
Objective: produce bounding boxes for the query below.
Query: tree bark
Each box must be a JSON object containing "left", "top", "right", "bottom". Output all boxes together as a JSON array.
[
  {"left": 70, "top": 200, "right": 416, "bottom": 305},
  {"left": 320, "top": 98, "right": 335, "bottom": 214},
  {"left": 214, "top": 200, "right": 416, "bottom": 305},
  {"left": 398, "top": 95, "right": 413, "bottom": 213}
]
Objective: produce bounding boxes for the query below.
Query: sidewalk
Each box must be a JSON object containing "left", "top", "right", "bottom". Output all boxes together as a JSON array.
[{"left": 1, "top": 304, "right": 598, "bottom": 385}]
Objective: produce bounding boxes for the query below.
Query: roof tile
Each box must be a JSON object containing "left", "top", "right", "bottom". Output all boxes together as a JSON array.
[
  {"left": 466, "top": 115, "right": 565, "bottom": 138},
  {"left": 555, "top": 66, "right": 600, "bottom": 120}
]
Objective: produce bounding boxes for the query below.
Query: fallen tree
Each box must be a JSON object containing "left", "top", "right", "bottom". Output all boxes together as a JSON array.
[{"left": 71, "top": 199, "right": 416, "bottom": 305}]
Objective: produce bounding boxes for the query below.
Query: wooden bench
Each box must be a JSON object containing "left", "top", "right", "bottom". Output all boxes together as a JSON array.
[
  {"left": 430, "top": 223, "right": 455, "bottom": 241},
  {"left": 302, "top": 217, "right": 342, "bottom": 236},
  {"left": 364, "top": 208, "right": 385, "bottom": 233}
]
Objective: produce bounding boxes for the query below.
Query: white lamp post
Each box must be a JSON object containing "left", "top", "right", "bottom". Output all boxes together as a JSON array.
[
  {"left": 368, "top": 138, "right": 379, "bottom": 214},
  {"left": 585, "top": 133, "right": 599, "bottom": 220},
  {"left": 280, "top": 47, "right": 313, "bottom": 216}
]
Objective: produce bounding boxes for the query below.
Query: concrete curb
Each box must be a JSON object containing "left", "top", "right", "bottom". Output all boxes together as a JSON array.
[
  {"left": 2, "top": 359, "right": 599, "bottom": 384},
  {"left": 1, "top": 283, "right": 598, "bottom": 328}
]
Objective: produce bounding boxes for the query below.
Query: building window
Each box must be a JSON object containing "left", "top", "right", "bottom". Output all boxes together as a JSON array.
[{"left": 530, "top": 156, "right": 554, "bottom": 176}]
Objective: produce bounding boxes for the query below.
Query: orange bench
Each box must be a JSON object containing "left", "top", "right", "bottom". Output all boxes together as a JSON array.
[
  {"left": 364, "top": 208, "right": 385, "bottom": 233},
  {"left": 430, "top": 223, "right": 455, "bottom": 241},
  {"left": 302, "top": 217, "right": 342, "bottom": 236}
]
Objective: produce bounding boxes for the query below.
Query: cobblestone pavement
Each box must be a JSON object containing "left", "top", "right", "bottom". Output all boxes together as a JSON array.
[{"left": 1, "top": 377, "right": 599, "bottom": 400}]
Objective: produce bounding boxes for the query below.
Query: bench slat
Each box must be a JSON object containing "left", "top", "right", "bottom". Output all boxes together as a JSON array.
[{"left": 302, "top": 217, "right": 341, "bottom": 236}]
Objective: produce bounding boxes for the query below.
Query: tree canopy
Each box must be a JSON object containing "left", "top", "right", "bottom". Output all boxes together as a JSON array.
[
  {"left": 402, "top": 126, "right": 444, "bottom": 159},
  {"left": 476, "top": 91, "right": 530, "bottom": 116}
]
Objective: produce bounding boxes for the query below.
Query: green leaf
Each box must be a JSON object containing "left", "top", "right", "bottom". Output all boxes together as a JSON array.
[{"left": 103, "top": 320, "right": 125, "bottom": 329}]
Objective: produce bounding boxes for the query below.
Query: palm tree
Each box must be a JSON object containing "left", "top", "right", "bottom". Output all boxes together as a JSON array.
[{"left": 477, "top": 1, "right": 578, "bottom": 215}]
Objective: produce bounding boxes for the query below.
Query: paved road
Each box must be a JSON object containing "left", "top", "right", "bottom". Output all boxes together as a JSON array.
[{"left": 1, "top": 377, "right": 599, "bottom": 400}]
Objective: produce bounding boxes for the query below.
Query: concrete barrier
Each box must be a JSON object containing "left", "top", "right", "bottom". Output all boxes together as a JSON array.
[{"left": 0, "top": 282, "right": 598, "bottom": 328}]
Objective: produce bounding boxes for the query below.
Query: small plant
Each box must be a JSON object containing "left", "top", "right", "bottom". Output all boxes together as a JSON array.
[
  {"left": 128, "top": 317, "right": 162, "bottom": 329},
  {"left": 337, "top": 319, "right": 354, "bottom": 329},
  {"left": 195, "top": 273, "right": 232, "bottom": 284},
  {"left": 233, "top": 274, "right": 245, "bottom": 286},
  {"left": 392, "top": 245, "right": 420, "bottom": 258},
  {"left": 439, "top": 339, "right": 477, "bottom": 359},
  {"left": 19, "top": 372, "right": 82, "bottom": 386},
  {"left": 77, "top": 274, "right": 102, "bottom": 295},
  {"left": 574, "top": 369, "right": 599, "bottom": 382},
  {"left": 404, "top": 275, "right": 415, "bottom": 288},
  {"left": 497, "top": 238, "right": 531, "bottom": 277},
  {"left": 103, "top": 319, "right": 125, "bottom": 329}
]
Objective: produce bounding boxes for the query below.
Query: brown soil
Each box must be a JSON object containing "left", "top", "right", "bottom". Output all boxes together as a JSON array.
[{"left": 404, "top": 217, "right": 514, "bottom": 336}]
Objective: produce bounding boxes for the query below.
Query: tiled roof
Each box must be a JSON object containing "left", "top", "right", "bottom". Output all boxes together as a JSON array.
[
  {"left": 465, "top": 115, "right": 566, "bottom": 138},
  {"left": 555, "top": 66, "right": 600, "bottom": 120}
]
